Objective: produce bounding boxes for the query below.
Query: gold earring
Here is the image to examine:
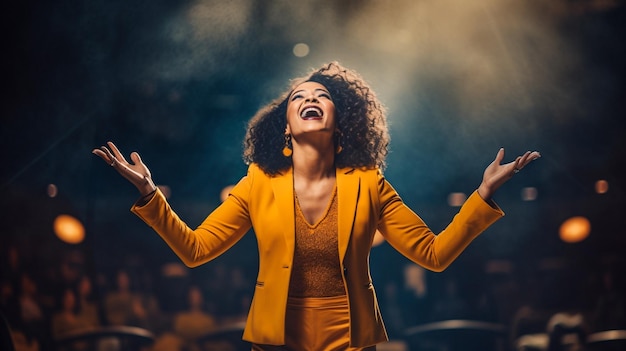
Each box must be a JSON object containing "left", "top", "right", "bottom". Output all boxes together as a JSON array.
[
  {"left": 335, "top": 131, "right": 343, "bottom": 154},
  {"left": 282, "top": 134, "right": 293, "bottom": 157}
]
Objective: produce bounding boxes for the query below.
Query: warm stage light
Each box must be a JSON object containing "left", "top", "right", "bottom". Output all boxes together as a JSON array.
[
  {"left": 220, "top": 185, "right": 235, "bottom": 202},
  {"left": 447, "top": 192, "right": 467, "bottom": 207},
  {"left": 47, "top": 184, "right": 58, "bottom": 198},
  {"left": 521, "top": 187, "right": 538, "bottom": 201},
  {"left": 595, "top": 180, "right": 609, "bottom": 194},
  {"left": 559, "top": 216, "right": 590, "bottom": 243},
  {"left": 53, "top": 214, "right": 85, "bottom": 244}
]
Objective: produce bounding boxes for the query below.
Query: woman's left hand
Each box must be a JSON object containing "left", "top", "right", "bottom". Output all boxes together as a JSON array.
[{"left": 477, "top": 148, "right": 541, "bottom": 200}]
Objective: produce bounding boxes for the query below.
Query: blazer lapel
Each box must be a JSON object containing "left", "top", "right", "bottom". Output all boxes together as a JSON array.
[
  {"left": 271, "top": 167, "right": 296, "bottom": 253},
  {"left": 336, "top": 168, "right": 359, "bottom": 263}
]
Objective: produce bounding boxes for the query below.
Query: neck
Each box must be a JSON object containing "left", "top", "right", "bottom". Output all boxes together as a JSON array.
[{"left": 291, "top": 143, "right": 335, "bottom": 181}]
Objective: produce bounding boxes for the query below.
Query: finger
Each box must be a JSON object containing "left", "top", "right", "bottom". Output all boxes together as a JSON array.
[
  {"left": 99, "top": 146, "right": 119, "bottom": 166},
  {"left": 130, "top": 152, "right": 143, "bottom": 167},
  {"left": 92, "top": 148, "right": 111, "bottom": 163},
  {"left": 520, "top": 150, "right": 541, "bottom": 167},
  {"left": 92, "top": 148, "right": 105, "bottom": 158},
  {"left": 529, "top": 151, "right": 541, "bottom": 161},
  {"left": 517, "top": 151, "right": 532, "bottom": 168},
  {"left": 514, "top": 155, "right": 523, "bottom": 169},
  {"left": 107, "top": 141, "right": 130, "bottom": 164},
  {"left": 494, "top": 148, "right": 505, "bottom": 164},
  {"left": 510, "top": 150, "right": 542, "bottom": 174},
  {"left": 520, "top": 151, "right": 541, "bottom": 168}
]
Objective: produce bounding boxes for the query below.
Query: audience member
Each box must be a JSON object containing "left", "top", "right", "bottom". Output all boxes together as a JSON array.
[
  {"left": 173, "top": 285, "right": 217, "bottom": 351},
  {"left": 102, "top": 269, "right": 135, "bottom": 326},
  {"left": 50, "top": 288, "right": 83, "bottom": 339},
  {"left": 49, "top": 287, "right": 100, "bottom": 351},
  {"left": 149, "top": 315, "right": 184, "bottom": 351},
  {"left": 16, "top": 272, "right": 47, "bottom": 347},
  {"left": 401, "top": 264, "right": 432, "bottom": 326},
  {"left": 75, "top": 275, "right": 102, "bottom": 328}
]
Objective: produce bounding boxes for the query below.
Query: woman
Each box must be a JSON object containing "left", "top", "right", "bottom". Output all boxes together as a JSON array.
[{"left": 93, "top": 62, "right": 540, "bottom": 350}]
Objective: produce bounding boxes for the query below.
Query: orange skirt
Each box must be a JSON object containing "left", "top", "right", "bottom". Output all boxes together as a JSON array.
[{"left": 251, "top": 295, "right": 376, "bottom": 351}]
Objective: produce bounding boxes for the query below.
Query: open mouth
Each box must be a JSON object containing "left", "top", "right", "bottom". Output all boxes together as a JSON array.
[{"left": 300, "top": 106, "right": 323, "bottom": 120}]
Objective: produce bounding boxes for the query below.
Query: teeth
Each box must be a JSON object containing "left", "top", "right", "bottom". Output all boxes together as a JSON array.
[{"left": 301, "top": 107, "right": 322, "bottom": 118}]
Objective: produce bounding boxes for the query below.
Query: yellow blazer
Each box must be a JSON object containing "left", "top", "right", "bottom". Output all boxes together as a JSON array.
[{"left": 132, "top": 163, "right": 504, "bottom": 347}]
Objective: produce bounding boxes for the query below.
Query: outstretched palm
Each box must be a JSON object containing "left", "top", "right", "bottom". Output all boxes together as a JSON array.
[
  {"left": 92, "top": 141, "right": 156, "bottom": 196},
  {"left": 478, "top": 148, "right": 540, "bottom": 200}
]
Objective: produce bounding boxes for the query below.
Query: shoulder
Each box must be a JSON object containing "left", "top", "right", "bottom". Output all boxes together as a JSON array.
[
  {"left": 247, "top": 162, "right": 262, "bottom": 173},
  {"left": 338, "top": 166, "right": 384, "bottom": 179},
  {"left": 242, "top": 163, "right": 292, "bottom": 190},
  {"left": 247, "top": 163, "right": 290, "bottom": 179},
  {"left": 337, "top": 166, "right": 381, "bottom": 176},
  {"left": 337, "top": 167, "right": 385, "bottom": 188}
]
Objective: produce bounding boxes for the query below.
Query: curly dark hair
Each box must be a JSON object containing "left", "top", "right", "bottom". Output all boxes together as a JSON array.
[{"left": 243, "top": 62, "right": 389, "bottom": 175}]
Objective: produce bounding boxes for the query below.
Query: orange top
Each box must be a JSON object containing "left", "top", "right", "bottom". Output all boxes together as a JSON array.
[{"left": 289, "top": 188, "right": 345, "bottom": 297}]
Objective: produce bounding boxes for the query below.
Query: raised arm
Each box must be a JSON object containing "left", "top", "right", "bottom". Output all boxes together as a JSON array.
[{"left": 92, "top": 141, "right": 253, "bottom": 267}]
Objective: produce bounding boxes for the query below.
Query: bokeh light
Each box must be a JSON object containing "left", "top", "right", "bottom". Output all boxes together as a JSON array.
[
  {"left": 595, "top": 180, "right": 609, "bottom": 194},
  {"left": 559, "top": 216, "right": 591, "bottom": 243},
  {"left": 220, "top": 185, "right": 235, "bottom": 202},
  {"left": 47, "top": 184, "right": 58, "bottom": 198},
  {"left": 521, "top": 187, "right": 538, "bottom": 201},
  {"left": 293, "top": 43, "right": 310, "bottom": 57},
  {"left": 447, "top": 192, "right": 467, "bottom": 207},
  {"left": 53, "top": 214, "right": 85, "bottom": 244}
]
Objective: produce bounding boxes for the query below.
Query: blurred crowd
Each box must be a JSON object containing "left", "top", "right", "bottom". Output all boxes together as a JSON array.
[
  {"left": 1, "top": 243, "right": 625, "bottom": 351},
  {"left": 1, "top": 244, "right": 251, "bottom": 351}
]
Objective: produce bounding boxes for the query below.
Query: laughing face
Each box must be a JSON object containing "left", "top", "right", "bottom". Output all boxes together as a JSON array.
[{"left": 285, "top": 81, "right": 337, "bottom": 141}]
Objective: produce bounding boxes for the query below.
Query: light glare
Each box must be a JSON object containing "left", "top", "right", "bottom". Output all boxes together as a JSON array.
[
  {"left": 447, "top": 192, "right": 467, "bottom": 207},
  {"left": 220, "top": 185, "right": 235, "bottom": 202},
  {"left": 595, "top": 180, "right": 608, "bottom": 194},
  {"left": 559, "top": 216, "right": 590, "bottom": 243},
  {"left": 521, "top": 187, "right": 538, "bottom": 201},
  {"left": 293, "top": 43, "right": 310, "bottom": 57},
  {"left": 47, "top": 184, "right": 58, "bottom": 198},
  {"left": 54, "top": 215, "right": 85, "bottom": 244}
]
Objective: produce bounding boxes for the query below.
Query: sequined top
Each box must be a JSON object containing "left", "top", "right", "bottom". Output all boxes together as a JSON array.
[{"left": 288, "top": 187, "right": 346, "bottom": 297}]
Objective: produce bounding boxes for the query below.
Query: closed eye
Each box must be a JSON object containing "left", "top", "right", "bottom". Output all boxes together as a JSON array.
[{"left": 289, "top": 89, "right": 332, "bottom": 101}]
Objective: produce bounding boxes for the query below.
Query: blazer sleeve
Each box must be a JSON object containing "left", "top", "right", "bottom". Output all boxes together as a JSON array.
[
  {"left": 376, "top": 170, "right": 504, "bottom": 272},
  {"left": 131, "top": 166, "right": 254, "bottom": 267}
]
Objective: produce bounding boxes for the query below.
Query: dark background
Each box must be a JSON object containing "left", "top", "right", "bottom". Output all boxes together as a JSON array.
[{"left": 2, "top": 0, "right": 625, "bottom": 334}]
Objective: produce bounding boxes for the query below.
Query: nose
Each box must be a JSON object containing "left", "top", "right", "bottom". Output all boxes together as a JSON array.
[{"left": 305, "top": 94, "right": 319, "bottom": 103}]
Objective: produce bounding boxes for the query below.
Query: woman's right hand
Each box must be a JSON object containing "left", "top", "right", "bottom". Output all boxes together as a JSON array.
[{"left": 92, "top": 141, "right": 157, "bottom": 196}]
